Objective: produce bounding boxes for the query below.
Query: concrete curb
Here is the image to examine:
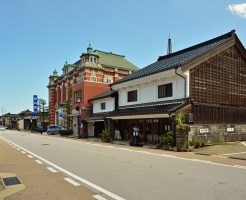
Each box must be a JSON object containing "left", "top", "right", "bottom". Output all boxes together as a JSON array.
[{"left": 228, "top": 156, "right": 246, "bottom": 161}]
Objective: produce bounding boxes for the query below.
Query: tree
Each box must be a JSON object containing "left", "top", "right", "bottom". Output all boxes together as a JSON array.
[{"left": 38, "top": 98, "right": 48, "bottom": 125}]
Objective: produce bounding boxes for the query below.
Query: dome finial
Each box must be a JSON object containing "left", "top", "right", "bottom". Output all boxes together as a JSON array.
[
  {"left": 53, "top": 68, "right": 58, "bottom": 77},
  {"left": 87, "top": 41, "right": 93, "bottom": 54}
]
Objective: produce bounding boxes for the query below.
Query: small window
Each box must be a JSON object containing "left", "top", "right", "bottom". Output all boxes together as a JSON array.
[
  {"left": 101, "top": 102, "right": 106, "bottom": 110},
  {"left": 94, "top": 58, "right": 97, "bottom": 63},
  {"left": 158, "top": 83, "right": 172, "bottom": 98},
  {"left": 90, "top": 76, "right": 96, "bottom": 82},
  {"left": 127, "top": 90, "right": 137, "bottom": 102},
  {"left": 105, "top": 78, "right": 112, "bottom": 84},
  {"left": 74, "top": 90, "right": 82, "bottom": 103},
  {"left": 90, "top": 57, "right": 93, "bottom": 62}
]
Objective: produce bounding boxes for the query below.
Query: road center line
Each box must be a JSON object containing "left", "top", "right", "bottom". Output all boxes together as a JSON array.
[
  {"left": 35, "top": 160, "right": 43, "bottom": 164},
  {"left": 27, "top": 155, "right": 33, "bottom": 158},
  {"left": 21, "top": 151, "right": 26, "bottom": 154},
  {"left": 47, "top": 167, "right": 57, "bottom": 173},
  {"left": 0, "top": 136, "right": 126, "bottom": 200},
  {"left": 64, "top": 178, "right": 80, "bottom": 186}
]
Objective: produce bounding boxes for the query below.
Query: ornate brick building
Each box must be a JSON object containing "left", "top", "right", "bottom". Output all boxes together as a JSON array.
[{"left": 48, "top": 44, "right": 138, "bottom": 137}]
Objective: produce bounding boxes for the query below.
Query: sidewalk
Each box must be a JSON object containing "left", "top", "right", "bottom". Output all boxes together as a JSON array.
[{"left": 0, "top": 139, "right": 94, "bottom": 200}]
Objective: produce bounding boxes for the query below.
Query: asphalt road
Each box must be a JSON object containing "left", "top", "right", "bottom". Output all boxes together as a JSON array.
[{"left": 1, "top": 130, "right": 246, "bottom": 200}]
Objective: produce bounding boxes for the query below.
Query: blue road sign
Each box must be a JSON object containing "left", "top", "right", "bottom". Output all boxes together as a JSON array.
[
  {"left": 58, "top": 112, "right": 64, "bottom": 119},
  {"left": 33, "top": 95, "right": 38, "bottom": 116}
]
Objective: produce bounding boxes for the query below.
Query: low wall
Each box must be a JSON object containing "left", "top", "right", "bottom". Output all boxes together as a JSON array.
[{"left": 189, "top": 124, "right": 246, "bottom": 143}]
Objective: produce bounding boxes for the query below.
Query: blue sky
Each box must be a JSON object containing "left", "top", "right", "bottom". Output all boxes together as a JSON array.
[{"left": 0, "top": 0, "right": 245, "bottom": 114}]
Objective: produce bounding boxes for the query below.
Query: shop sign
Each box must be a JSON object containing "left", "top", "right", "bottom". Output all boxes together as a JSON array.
[
  {"left": 199, "top": 128, "right": 209, "bottom": 133},
  {"left": 226, "top": 127, "right": 235, "bottom": 132}
]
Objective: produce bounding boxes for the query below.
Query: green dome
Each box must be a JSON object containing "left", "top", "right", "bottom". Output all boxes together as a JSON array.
[
  {"left": 87, "top": 43, "right": 93, "bottom": 54},
  {"left": 53, "top": 69, "right": 58, "bottom": 77}
]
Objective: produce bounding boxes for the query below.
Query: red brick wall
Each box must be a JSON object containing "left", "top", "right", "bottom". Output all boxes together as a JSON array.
[{"left": 82, "top": 82, "right": 109, "bottom": 107}]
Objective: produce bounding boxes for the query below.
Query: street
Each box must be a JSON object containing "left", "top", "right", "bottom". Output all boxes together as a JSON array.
[{"left": 1, "top": 130, "right": 246, "bottom": 200}]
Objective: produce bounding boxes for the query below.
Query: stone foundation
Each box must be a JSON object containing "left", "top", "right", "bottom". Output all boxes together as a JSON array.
[{"left": 189, "top": 124, "right": 246, "bottom": 143}]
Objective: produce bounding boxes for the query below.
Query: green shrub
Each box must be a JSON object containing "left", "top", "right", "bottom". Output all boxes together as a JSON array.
[
  {"left": 59, "top": 129, "right": 73, "bottom": 136},
  {"left": 200, "top": 141, "right": 205, "bottom": 147},
  {"left": 189, "top": 140, "right": 195, "bottom": 146},
  {"left": 177, "top": 141, "right": 188, "bottom": 151},
  {"left": 160, "top": 131, "right": 173, "bottom": 147},
  {"left": 195, "top": 141, "right": 201, "bottom": 148},
  {"left": 101, "top": 129, "right": 111, "bottom": 143}
]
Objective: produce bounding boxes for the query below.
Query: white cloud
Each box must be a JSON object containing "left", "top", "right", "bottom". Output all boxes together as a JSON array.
[{"left": 228, "top": 3, "right": 246, "bottom": 18}]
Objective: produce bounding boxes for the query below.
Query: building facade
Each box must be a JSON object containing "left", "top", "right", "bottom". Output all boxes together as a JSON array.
[
  {"left": 89, "top": 30, "right": 246, "bottom": 144},
  {"left": 48, "top": 44, "right": 138, "bottom": 137}
]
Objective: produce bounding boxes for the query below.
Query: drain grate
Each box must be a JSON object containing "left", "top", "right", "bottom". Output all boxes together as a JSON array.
[{"left": 3, "top": 177, "right": 21, "bottom": 186}]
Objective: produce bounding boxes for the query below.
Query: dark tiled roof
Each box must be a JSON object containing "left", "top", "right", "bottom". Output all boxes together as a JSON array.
[
  {"left": 109, "top": 98, "right": 192, "bottom": 117},
  {"left": 89, "top": 90, "right": 116, "bottom": 102},
  {"left": 112, "top": 30, "right": 235, "bottom": 85}
]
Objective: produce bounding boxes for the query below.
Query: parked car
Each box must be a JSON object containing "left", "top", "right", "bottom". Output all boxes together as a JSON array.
[
  {"left": 0, "top": 125, "right": 6, "bottom": 131},
  {"left": 47, "top": 125, "right": 60, "bottom": 135}
]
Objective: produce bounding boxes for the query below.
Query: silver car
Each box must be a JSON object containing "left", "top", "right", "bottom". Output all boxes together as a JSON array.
[{"left": 47, "top": 125, "right": 60, "bottom": 135}]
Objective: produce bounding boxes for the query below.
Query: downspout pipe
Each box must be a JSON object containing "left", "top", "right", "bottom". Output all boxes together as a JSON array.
[{"left": 175, "top": 67, "right": 187, "bottom": 98}]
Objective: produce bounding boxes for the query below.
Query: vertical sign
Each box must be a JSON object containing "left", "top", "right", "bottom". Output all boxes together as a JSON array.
[{"left": 33, "top": 95, "right": 38, "bottom": 116}]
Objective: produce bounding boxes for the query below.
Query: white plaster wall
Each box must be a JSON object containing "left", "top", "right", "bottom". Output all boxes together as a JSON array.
[
  {"left": 93, "top": 97, "right": 115, "bottom": 113},
  {"left": 117, "top": 73, "right": 185, "bottom": 107},
  {"left": 183, "top": 70, "right": 190, "bottom": 97}
]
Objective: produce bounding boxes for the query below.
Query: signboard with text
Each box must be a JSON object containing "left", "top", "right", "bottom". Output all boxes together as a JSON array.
[
  {"left": 33, "top": 95, "right": 38, "bottom": 116},
  {"left": 199, "top": 128, "right": 209, "bottom": 134}
]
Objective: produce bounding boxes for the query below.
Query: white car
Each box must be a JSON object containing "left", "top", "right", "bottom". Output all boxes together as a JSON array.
[{"left": 0, "top": 125, "right": 6, "bottom": 131}]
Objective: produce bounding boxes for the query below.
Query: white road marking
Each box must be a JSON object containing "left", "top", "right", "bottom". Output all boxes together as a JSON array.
[
  {"left": 220, "top": 151, "right": 246, "bottom": 156},
  {"left": 35, "top": 160, "right": 43, "bottom": 164},
  {"left": 64, "top": 178, "right": 80, "bottom": 186},
  {"left": 233, "top": 165, "right": 246, "bottom": 169},
  {"left": 105, "top": 146, "right": 116, "bottom": 149},
  {"left": 93, "top": 195, "right": 108, "bottom": 200},
  {"left": 241, "top": 142, "right": 246, "bottom": 147},
  {"left": 13, "top": 146, "right": 16, "bottom": 148},
  {"left": 190, "top": 159, "right": 212, "bottom": 163},
  {"left": 0, "top": 136, "right": 126, "bottom": 200},
  {"left": 27, "top": 155, "right": 33, "bottom": 158},
  {"left": 21, "top": 151, "right": 26, "bottom": 154},
  {"left": 47, "top": 167, "right": 57, "bottom": 173},
  {"left": 16, "top": 148, "right": 20, "bottom": 150}
]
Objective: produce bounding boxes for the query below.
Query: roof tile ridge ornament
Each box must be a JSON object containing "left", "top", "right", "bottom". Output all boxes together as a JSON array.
[{"left": 157, "top": 30, "right": 236, "bottom": 61}]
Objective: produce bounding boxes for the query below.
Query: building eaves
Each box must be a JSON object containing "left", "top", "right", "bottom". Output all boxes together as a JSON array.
[
  {"left": 109, "top": 98, "right": 192, "bottom": 117},
  {"left": 89, "top": 90, "right": 116, "bottom": 102}
]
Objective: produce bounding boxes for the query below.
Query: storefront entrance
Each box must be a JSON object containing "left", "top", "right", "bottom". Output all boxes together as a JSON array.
[
  {"left": 94, "top": 121, "right": 105, "bottom": 137},
  {"left": 116, "top": 118, "right": 171, "bottom": 144}
]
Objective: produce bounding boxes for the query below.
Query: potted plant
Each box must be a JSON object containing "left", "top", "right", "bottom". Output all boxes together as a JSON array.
[{"left": 101, "top": 129, "right": 112, "bottom": 143}]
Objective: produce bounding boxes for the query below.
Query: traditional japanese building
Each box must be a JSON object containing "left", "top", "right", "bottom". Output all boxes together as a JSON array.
[
  {"left": 48, "top": 44, "right": 138, "bottom": 137},
  {"left": 88, "top": 30, "right": 246, "bottom": 144}
]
